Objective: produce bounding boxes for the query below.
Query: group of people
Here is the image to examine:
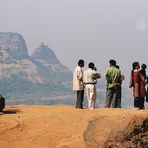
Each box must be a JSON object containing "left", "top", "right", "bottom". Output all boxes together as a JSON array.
[
  {"left": 73, "top": 59, "right": 101, "bottom": 110},
  {"left": 73, "top": 59, "right": 148, "bottom": 110},
  {"left": 129, "top": 62, "right": 148, "bottom": 109}
]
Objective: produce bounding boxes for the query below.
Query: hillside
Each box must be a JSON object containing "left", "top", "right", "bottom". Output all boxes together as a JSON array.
[
  {"left": 0, "top": 105, "right": 147, "bottom": 148},
  {"left": 0, "top": 32, "right": 72, "bottom": 103}
]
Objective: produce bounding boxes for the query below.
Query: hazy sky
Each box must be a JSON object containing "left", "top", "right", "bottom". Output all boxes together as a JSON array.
[{"left": 0, "top": 0, "right": 148, "bottom": 81}]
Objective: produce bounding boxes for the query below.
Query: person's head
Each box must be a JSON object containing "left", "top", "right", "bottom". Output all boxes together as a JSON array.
[
  {"left": 88, "top": 62, "right": 95, "bottom": 69},
  {"left": 78, "top": 59, "right": 84, "bottom": 67},
  {"left": 109, "top": 59, "right": 116, "bottom": 67},
  {"left": 141, "top": 64, "right": 147, "bottom": 70},
  {"left": 132, "top": 62, "right": 140, "bottom": 70}
]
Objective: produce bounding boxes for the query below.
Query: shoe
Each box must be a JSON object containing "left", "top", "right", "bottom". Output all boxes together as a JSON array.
[
  {"left": 89, "top": 108, "right": 94, "bottom": 110},
  {"left": 76, "top": 107, "right": 84, "bottom": 109},
  {"left": 0, "top": 112, "right": 4, "bottom": 115}
]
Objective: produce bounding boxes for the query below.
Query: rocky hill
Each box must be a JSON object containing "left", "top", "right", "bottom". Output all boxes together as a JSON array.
[
  {"left": 0, "top": 105, "right": 147, "bottom": 148},
  {"left": 0, "top": 32, "right": 29, "bottom": 61},
  {"left": 0, "top": 32, "right": 72, "bottom": 104}
]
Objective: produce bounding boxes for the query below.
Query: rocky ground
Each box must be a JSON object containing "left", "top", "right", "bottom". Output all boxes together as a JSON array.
[{"left": 0, "top": 105, "right": 147, "bottom": 148}]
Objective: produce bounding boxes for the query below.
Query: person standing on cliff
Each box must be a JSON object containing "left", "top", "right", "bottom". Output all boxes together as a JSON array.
[
  {"left": 73, "top": 59, "right": 85, "bottom": 109},
  {"left": 140, "top": 64, "right": 148, "bottom": 103},
  {"left": 84, "top": 63, "right": 101, "bottom": 110},
  {"left": 129, "top": 62, "right": 146, "bottom": 109},
  {"left": 104, "top": 59, "right": 121, "bottom": 108},
  {"left": 115, "top": 65, "right": 125, "bottom": 108}
]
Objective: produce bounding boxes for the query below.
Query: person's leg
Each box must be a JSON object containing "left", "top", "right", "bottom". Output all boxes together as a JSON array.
[
  {"left": 139, "top": 97, "right": 145, "bottom": 109},
  {"left": 80, "top": 90, "right": 84, "bottom": 108},
  {"left": 76, "top": 91, "right": 80, "bottom": 108},
  {"left": 76, "top": 90, "right": 84, "bottom": 108},
  {"left": 104, "top": 88, "right": 113, "bottom": 108},
  {"left": 88, "top": 84, "right": 96, "bottom": 109},
  {"left": 117, "top": 86, "right": 122, "bottom": 108},
  {"left": 146, "top": 86, "right": 148, "bottom": 102},
  {"left": 134, "top": 97, "right": 139, "bottom": 108},
  {"left": 92, "top": 85, "right": 97, "bottom": 109},
  {"left": 85, "top": 85, "right": 90, "bottom": 108},
  {"left": 113, "top": 85, "right": 121, "bottom": 108}
]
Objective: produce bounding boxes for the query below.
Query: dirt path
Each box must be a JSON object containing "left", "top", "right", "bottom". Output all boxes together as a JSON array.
[{"left": 0, "top": 105, "right": 147, "bottom": 148}]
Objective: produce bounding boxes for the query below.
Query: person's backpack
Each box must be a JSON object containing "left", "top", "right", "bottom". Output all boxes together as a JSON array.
[{"left": 0, "top": 95, "right": 5, "bottom": 112}]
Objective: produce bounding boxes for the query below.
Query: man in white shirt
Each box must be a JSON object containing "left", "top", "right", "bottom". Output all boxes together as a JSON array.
[
  {"left": 73, "top": 59, "right": 85, "bottom": 109},
  {"left": 84, "top": 62, "right": 101, "bottom": 110}
]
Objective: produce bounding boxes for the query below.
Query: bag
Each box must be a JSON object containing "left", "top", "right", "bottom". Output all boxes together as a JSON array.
[{"left": 0, "top": 95, "right": 5, "bottom": 112}]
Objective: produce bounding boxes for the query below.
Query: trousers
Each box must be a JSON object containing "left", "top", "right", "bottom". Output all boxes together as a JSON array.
[
  {"left": 76, "top": 90, "right": 84, "bottom": 108},
  {"left": 104, "top": 86, "right": 120, "bottom": 108},
  {"left": 85, "top": 84, "right": 96, "bottom": 109}
]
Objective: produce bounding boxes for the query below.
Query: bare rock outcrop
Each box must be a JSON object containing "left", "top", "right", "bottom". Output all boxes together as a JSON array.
[
  {"left": 104, "top": 117, "right": 148, "bottom": 148},
  {"left": 83, "top": 114, "right": 148, "bottom": 148}
]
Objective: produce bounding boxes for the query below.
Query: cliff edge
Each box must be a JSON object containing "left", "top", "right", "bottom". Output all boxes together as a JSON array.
[{"left": 0, "top": 105, "right": 147, "bottom": 148}]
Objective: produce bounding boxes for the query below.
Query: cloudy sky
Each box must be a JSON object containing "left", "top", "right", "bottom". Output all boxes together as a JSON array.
[{"left": 0, "top": 0, "right": 148, "bottom": 82}]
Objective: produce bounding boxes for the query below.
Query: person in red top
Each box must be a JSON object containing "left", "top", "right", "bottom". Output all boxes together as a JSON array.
[
  {"left": 140, "top": 64, "right": 148, "bottom": 103},
  {"left": 129, "top": 62, "right": 146, "bottom": 109}
]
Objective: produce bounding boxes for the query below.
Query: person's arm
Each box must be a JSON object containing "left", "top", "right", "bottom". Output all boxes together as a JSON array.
[
  {"left": 105, "top": 69, "right": 112, "bottom": 83},
  {"left": 129, "top": 71, "right": 133, "bottom": 88},
  {"left": 77, "top": 68, "right": 83, "bottom": 81},
  {"left": 92, "top": 71, "right": 101, "bottom": 79}
]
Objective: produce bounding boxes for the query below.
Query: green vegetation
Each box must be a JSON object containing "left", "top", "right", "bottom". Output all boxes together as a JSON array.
[{"left": 0, "top": 75, "right": 72, "bottom": 105}]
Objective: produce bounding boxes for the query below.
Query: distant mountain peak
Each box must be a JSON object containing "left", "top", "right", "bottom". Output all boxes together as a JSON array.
[
  {"left": 0, "top": 32, "right": 29, "bottom": 61},
  {"left": 31, "top": 42, "right": 60, "bottom": 64},
  {"left": 38, "top": 42, "right": 47, "bottom": 48}
]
